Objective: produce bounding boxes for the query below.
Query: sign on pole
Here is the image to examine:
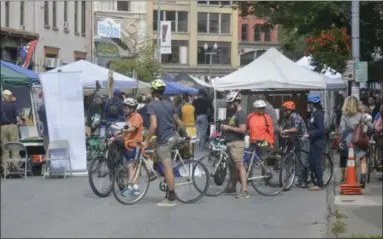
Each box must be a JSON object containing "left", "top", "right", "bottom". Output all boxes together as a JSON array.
[
  {"left": 354, "top": 61, "right": 368, "bottom": 83},
  {"left": 342, "top": 60, "right": 354, "bottom": 81},
  {"left": 160, "top": 21, "right": 172, "bottom": 54}
]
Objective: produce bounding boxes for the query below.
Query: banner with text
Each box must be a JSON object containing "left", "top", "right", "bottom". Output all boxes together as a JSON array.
[
  {"left": 40, "top": 72, "right": 87, "bottom": 173},
  {"left": 160, "top": 21, "right": 172, "bottom": 54},
  {"left": 97, "top": 21, "right": 121, "bottom": 38}
]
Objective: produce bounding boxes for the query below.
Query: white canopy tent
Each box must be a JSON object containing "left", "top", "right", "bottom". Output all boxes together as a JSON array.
[
  {"left": 296, "top": 56, "right": 346, "bottom": 90},
  {"left": 189, "top": 75, "right": 213, "bottom": 88},
  {"left": 47, "top": 60, "right": 150, "bottom": 94},
  {"left": 213, "top": 48, "right": 326, "bottom": 91}
]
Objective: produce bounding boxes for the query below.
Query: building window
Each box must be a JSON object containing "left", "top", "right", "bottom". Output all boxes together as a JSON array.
[
  {"left": 153, "top": 10, "right": 188, "bottom": 32},
  {"left": 81, "top": 1, "right": 86, "bottom": 35},
  {"left": 197, "top": 12, "right": 207, "bottom": 33},
  {"left": 5, "top": 1, "right": 10, "bottom": 27},
  {"left": 254, "top": 24, "right": 261, "bottom": 41},
  {"left": 44, "top": 1, "right": 49, "bottom": 27},
  {"left": 52, "top": 1, "right": 57, "bottom": 29},
  {"left": 20, "top": 1, "right": 25, "bottom": 26},
  {"left": 153, "top": 40, "right": 189, "bottom": 64},
  {"left": 64, "top": 1, "right": 68, "bottom": 23},
  {"left": 197, "top": 41, "right": 231, "bottom": 65},
  {"left": 177, "top": 11, "right": 188, "bottom": 32},
  {"left": 241, "top": 24, "right": 248, "bottom": 41},
  {"left": 197, "top": 13, "right": 231, "bottom": 34},
  {"left": 264, "top": 27, "right": 272, "bottom": 42},
  {"left": 117, "top": 1, "right": 130, "bottom": 11},
  {"left": 74, "top": 1, "right": 78, "bottom": 33},
  {"left": 198, "top": 1, "right": 231, "bottom": 6}
]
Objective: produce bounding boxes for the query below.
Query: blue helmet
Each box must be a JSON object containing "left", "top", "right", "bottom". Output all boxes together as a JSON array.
[{"left": 308, "top": 95, "right": 321, "bottom": 104}]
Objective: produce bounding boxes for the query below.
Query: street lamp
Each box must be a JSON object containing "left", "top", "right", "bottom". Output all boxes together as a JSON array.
[{"left": 204, "top": 42, "right": 218, "bottom": 123}]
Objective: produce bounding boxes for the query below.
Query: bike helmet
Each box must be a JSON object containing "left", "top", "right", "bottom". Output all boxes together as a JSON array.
[
  {"left": 253, "top": 100, "right": 266, "bottom": 109},
  {"left": 308, "top": 95, "right": 321, "bottom": 104},
  {"left": 281, "top": 101, "right": 296, "bottom": 110},
  {"left": 225, "top": 91, "right": 242, "bottom": 103},
  {"left": 151, "top": 79, "right": 166, "bottom": 94},
  {"left": 123, "top": 98, "right": 138, "bottom": 108}
]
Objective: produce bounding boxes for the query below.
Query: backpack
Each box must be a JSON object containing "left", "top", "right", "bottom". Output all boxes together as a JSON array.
[
  {"left": 248, "top": 113, "right": 270, "bottom": 133},
  {"left": 107, "top": 100, "right": 122, "bottom": 118}
]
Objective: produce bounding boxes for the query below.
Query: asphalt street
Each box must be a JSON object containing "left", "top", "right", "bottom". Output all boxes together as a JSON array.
[{"left": 1, "top": 175, "right": 328, "bottom": 238}]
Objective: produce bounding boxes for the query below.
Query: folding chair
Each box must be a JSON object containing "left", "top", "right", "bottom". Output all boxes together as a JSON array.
[
  {"left": 42, "top": 140, "right": 72, "bottom": 179},
  {"left": 2, "top": 142, "right": 33, "bottom": 179}
]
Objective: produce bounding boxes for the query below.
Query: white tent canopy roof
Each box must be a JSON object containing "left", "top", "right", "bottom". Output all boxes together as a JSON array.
[
  {"left": 189, "top": 75, "right": 213, "bottom": 88},
  {"left": 214, "top": 48, "right": 326, "bottom": 91},
  {"left": 46, "top": 60, "right": 150, "bottom": 89},
  {"left": 296, "top": 56, "right": 346, "bottom": 90}
]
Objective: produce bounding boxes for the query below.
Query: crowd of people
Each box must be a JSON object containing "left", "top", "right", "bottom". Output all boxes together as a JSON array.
[{"left": 1, "top": 80, "right": 382, "bottom": 206}]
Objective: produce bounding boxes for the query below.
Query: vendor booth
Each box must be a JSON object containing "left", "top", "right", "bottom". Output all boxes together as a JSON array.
[
  {"left": 163, "top": 80, "right": 199, "bottom": 95},
  {"left": 1, "top": 61, "right": 45, "bottom": 173}
]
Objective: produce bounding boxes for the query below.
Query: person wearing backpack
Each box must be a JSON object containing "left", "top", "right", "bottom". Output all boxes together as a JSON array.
[
  {"left": 104, "top": 89, "right": 124, "bottom": 123},
  {"left": 247, "top": 100, "right": 275, "bottom": 149}
]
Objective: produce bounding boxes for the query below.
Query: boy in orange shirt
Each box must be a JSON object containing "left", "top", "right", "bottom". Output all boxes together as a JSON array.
[{"left": 120, "top": 98, "right": 143, "bottom": 196}]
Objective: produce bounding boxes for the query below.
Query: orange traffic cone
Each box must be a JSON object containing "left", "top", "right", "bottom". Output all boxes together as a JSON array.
[{"left": 340, "top": 144, "right": 362, "bottom": 195}]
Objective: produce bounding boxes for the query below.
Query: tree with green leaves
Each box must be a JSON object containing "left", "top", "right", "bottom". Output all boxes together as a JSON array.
[
  {"left": 235, "top": 1, "right": 383, "bottom": 73},
  {"left": 109, "top": 36, "right": 161, "bottom": 82}
]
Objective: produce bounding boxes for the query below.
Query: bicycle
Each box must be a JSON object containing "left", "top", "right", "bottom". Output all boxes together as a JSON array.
[
  {"left": 278, "top": 134, "right": 333, "bottom": 191},
  {"left": 367, "top": 134, "right": 382, "bottom": 183},
  {"left": 112, "top": 137, "right": 210, "bottom": 205},
  {"left": 88, "top": 122, "right": 125, "bottom": 197},
  {"left": 199, "top": 132, "right": 285, "bottom": 197}
]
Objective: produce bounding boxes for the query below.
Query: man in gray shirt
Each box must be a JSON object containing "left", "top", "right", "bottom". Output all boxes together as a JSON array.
[
  {"left": 257, "top": 94, "right": 279, "bottom": 148},
  {"left": 146, "top": 79, "right": 185, "bottom": 207}
]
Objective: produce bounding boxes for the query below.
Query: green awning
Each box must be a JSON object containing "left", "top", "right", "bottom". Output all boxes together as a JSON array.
[{"left": 0, "top": 63, "right": 32, "bottom": 86}]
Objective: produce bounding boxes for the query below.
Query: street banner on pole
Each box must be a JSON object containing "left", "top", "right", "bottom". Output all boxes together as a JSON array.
[{"left": 160, "top": 21, "right": 172, "bottom": 54}]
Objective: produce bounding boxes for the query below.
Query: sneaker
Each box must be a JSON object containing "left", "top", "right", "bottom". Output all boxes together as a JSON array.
[
  {"left": 149, "top": 171, "right": 158, "bottom": 181},
  {"left": 309, "top": 185, "right": 323, "bottom": 191},
  {"left": 235, "top": 191, "right": 250, "bottom": 199},
  {"left": 121, "top": 187, "right": 134, "bottom": 197},
  {"left": 157, "top": 198, "right": 177, "bottom": 207}
]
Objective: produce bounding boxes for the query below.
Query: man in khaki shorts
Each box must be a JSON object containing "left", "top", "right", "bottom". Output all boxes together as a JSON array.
[
  {"left": 222, "top": 91, "right": 249, "bottom": 199},
  {"left": 145, "top": 79, "right": 185, "bottom": 207}
]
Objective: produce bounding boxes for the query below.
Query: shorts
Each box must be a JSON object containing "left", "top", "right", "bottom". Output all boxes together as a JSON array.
[
  {"left": 123, "top": 146, "right": 140, "bottom": 162},
  {"left": 227, "top": 141, "right": 245, "bottom": 163},
  {"left": 156, "top": 133, "right": 179, "bottom": 162}
]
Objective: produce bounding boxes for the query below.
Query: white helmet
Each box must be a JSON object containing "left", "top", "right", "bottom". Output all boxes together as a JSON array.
[
  {"left": 123, "top": 98, "right": 138, "bottom": 108},
  {"left": 225, "top": 91, "right": 242, "bottom": 103},
  {"left": 253, "top": 100, "right": 266, "bottom": 109}
]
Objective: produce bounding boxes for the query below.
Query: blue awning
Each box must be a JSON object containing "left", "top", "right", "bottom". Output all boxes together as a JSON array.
[
  {"left": 1, "top": 60, "right": 39, "bottom": 82},
  {"left": 163, "top": 80, "right": 198, "bottom": 95}
]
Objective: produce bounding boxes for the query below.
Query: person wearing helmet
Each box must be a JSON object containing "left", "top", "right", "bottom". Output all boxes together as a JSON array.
[
  {"left": 280, "top": 100, "right": 310, "bottom": 188},
  {"left": 104, "top": 88, "right": 124, "bottom": 123},
  {"left": 116, "top": 97, "right": 144, "bottom": 196},
  {"left": 223, "top": 91, "right": 249, "bottom": 199},
  {"left": 247, "top": 100, "right": 275, "bottom": 147},
  {"left": 192, "top": 88, "right": 213, "bottom": 149},
  {"left": 306, "top": 95, "right": 325, "bottom": 191},
  {"left": 145, "top": 79, "right": 185, "bottom": 207}
]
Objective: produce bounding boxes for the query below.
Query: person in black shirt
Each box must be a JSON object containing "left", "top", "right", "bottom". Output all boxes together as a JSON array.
[
  {"left": 137, "top": 94, "right": 152, "bottom": 131},
  {"left": 192, "top": 89, "right": 213, "bottom": 149},
  {"left": 1, "top": 90, "right": 22, "bottom": 171}
]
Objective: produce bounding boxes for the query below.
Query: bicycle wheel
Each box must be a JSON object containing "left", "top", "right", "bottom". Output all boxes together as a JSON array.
[
  {"left": 278, "top": 152, "right": 296, "bottom": 191},
  {"left": 367, "top": 145, "right": 375, "bottom": 183},
  {"left": 310, "top": 153, "right": 333, "bottom": 187},
  {"left": 88, "top": 156, "right": 113, "bottom": 197},
  {"left": 112, "top": 161, "right": 151, "bottom": 205},
  {"left": 198, "top": 153, "right": 232, "bottom": 196},
  {"left": 249, "top": 156, "right": 284, "bottom": 196},
  {"left": 174, "top": 159, "right": 210, "bottom": 203}
]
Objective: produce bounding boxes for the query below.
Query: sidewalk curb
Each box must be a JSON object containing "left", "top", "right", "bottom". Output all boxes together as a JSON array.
[{"left": 325, "top": 169, "right": 338, "bottom": 238}]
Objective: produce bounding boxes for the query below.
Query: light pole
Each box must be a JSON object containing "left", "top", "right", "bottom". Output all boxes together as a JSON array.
[
  {"left": 204, "top": 42, "right": 218, "bottom": 123},
  {"left": 156, "top": 1, "right": 161, "bottom": 63},
  {"left": 350, "top": 0, "right": 360, "bottom": 97}
]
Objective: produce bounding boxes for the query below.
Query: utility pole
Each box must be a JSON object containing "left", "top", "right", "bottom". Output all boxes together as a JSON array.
[
  {"left": 350, "top": 0, "right": 360, "bottom": 97},
  {"left": 156, "top": 1, "right": 161, "bottom": 64}
]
